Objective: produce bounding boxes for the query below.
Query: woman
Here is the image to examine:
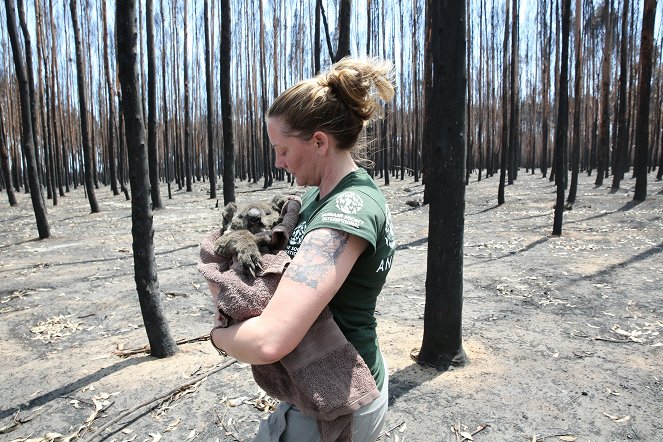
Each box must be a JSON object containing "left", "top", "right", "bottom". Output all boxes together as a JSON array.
[{"left": 210, "top": 57, "right": 396, "bottom": 441}]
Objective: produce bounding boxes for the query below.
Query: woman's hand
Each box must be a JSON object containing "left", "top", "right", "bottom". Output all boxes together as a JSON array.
[{"left": 209, "top": 228, "right": 367, "bottom": 364}]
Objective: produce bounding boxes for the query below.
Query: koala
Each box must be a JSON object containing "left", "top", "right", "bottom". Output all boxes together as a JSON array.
[{"left": 213, "top": 195, "right": 290, "bottom": 277}]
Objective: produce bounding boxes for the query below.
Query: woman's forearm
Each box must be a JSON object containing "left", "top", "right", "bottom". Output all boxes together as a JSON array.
[{"left": 210, "top": 317, "right": 284, "bottom": 364}]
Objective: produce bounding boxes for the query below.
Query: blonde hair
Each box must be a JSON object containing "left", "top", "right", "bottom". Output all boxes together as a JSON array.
[{"left": 267, "top": 57, "right": 395, "bottom": 153}]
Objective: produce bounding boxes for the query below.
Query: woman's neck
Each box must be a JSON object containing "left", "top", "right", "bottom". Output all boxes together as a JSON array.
[{"left": 318, "top": 152, "right": 358, "bottom": 199}]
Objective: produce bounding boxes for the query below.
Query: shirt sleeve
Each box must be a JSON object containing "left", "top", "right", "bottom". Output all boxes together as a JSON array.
[{"left": 305, "top": 189, "right": 384, "bottom": 255}]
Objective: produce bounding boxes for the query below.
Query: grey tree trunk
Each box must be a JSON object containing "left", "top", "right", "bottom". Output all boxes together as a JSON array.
[
  {"left": 101, "top": 1, "right": 119, "bottom": 196},
  {"left": 17, "top": 0, "right": 41, "bottom": 186},
  {"left": 595, "top": 0, "right": 612, "bottom": 187},
  {"left": 611, "top": 0, "right": 630, "bottom": 190},
  {"left": 498, "top": 0, "right": 510, "bottom": 205},
  {"left": 183, "top": 0, "right": 193, "bottom": 192},
  {"left": 146, "top": 0, "right": 164, "bottom": 208},
  {"left": 0, "top": 103, "right": 18, "bottom": 206},
  {"left": 417, "top": 0, "right": 467, "bottom": 371},
  {"left": 70, "top": 0, "right": 99, "bottom": 213},
  {"left": 204, "top": 0, "right": 217, "bottom": 199},
  {"left": 116, "top": 0, "right": 178, "bottom": 358},
  {"left": 5, "top": 0, "right": 50, "bottom": 237}
]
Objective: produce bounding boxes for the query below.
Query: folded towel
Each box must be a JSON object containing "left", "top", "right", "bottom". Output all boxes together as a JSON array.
[{"left": 197, "top": 197, "right": 379, "bottom": 441}]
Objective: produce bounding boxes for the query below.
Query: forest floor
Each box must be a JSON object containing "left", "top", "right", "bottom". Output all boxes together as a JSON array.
[{"left": 1, "top": 170, "right": 662, "bottom": 442}]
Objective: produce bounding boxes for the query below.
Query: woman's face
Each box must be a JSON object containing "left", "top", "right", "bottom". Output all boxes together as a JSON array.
[{"left": 267, "top": 117, "right": 319, "bottom": 186}]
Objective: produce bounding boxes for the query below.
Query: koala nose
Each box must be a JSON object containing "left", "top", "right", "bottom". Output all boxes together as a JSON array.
[{"left": 246, "top": 208, "right": 263, "bottom": 226}]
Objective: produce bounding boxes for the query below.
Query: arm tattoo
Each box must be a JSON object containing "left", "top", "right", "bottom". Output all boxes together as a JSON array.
[{"left": 287, "top": 229, "right": 350, "bottom": 289}]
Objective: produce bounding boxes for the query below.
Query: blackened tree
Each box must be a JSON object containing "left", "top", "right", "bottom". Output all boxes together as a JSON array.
[
  {"left": 220, "top": 0, "right": 235, "bottom": 205},
  {"left": 70, "top": 0, "right": 99, "bottom": 213},
  {"left": 633, "top": 0, "right": 658, "bottom": 201},
  {"left": 552, "top": 0, "right": 571, "bottom": 235},
  {"left": 146, "top": 0, "right": 164, "bottom": 209},
  {"left": 116, "top": 0, "right": 178, "bottom": 358},
  {"left": 417, "top": 0, "right": 468, "bottom": 371},
  {"left": 5, "top": 0, "right": 50, "bottom": 238}
]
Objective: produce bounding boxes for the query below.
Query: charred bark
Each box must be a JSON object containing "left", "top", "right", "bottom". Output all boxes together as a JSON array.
[
  {"left": 116, "top": 0, "right": 177, "bottom": 358},
  {"left": 418, "top": 0, "right": 467, "bottom": 371}
]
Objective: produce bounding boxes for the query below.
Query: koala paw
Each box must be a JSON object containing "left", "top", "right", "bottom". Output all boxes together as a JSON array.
[{"left": 237, "top": 246, "right": 263, "bottom": 278}]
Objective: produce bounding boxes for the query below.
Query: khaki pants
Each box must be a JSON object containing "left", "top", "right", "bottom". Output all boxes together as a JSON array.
[{"left": 253, "top": 357, "right": 389, "bottom": 442}]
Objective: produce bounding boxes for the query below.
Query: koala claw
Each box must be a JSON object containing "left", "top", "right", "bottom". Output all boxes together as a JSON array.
[{"left": 237, "top": 249, "right": 263, "bottom": 278}]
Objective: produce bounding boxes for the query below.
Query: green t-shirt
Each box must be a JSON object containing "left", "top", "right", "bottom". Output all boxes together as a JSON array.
[{"left": 285, "top": 168, "right": 395, "bottom": 389}]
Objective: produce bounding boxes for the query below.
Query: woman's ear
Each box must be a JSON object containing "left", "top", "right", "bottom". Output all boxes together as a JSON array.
[{"left": 312, "top": 131, "right": 328, "bottom": 151}]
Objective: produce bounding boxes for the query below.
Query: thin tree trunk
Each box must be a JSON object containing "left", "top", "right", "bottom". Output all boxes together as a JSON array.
[
  {"left": 183, "top": 0, "right": 193, "bottom": 192},
  {"left": 0, "top": 103, "right": 18, "bottom": 206},
  {"left": 507, "top": 0, "right": 519, "bottom": 185},
  {"left": 541, "top": 0, "right": 552, "bottom": 177},
  {"left": 17, "top": 0, "right": 42, "bottom": 186},
  {"left": 70, "top": 0, "right": 99, "bottom": 213},
  {"left": 259, "top": 0, "right": 272, "bottom": 189},
  {"left": 611, "top": 0, "right": 630, "bottom": 190},
  {"left": 566, "top": 0, "right": 583, "bottom": 205},
  {"left": 595, "top": 0, "right": 612, "bottom": 186},
  {"left": 5, "top": 0, "right": 50, "bottom": 238},
  {"left": 116, "top": 0, "right": 177, "bottom": 359},
  {"left": 146, "top": 0, "right": 164, "bottom": 208},
  {"left": 498, "top": 0, "right": 511, "bottom": 205},
  {"left": 552, "top": 0, "right": 571, "bottom": 236},
  {"left": 101, "top": 2, "right": 119, "bottom": 196},
  {"left": 334, "top": 0, "right": 352, "bottom": 62},
  {"left": 204, "top": 0, "right": 217, "bottom": 199},
  {"left": 314, "top": 0, "right": 321, "bottom": 74},
  {"left": 220, "top": 0, "right": 235, "bottom": 205}
]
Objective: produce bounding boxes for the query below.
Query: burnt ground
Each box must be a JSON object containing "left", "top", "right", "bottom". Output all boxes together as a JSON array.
[{"left": 1, "top": 171, "right": 662, "bottom": 442}]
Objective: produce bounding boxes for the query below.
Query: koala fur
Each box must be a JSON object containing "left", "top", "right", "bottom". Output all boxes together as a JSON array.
[{"left": 213, "top": 195, "right": 291, "bottom": 277}]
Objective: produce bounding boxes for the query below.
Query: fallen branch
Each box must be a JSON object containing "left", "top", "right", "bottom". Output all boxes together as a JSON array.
[
  {"left": 594, "top": 336, "right": 639, "bottom": 344},
  {"left": 112, "top": 334, "right": 210, "bottom": 357},
  {"left": 377, "top": 421, "right": 406, "bottom": 439},
  {"left": 464, "top": 423, "right": 490, "bottom": 440},
  {"left": 84, "top": 358, "right": 237, "bottom": 441}
]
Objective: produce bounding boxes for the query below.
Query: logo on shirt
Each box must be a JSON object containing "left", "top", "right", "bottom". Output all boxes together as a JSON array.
[
  {"left": 384, "top": 203, "right": 395, "bottom": 249},
  {"left": 335, "top": 191, "right": 364, "bottom": 214},
  {"left": 286, "top": 221, "right": 307, "bottom": 257}
]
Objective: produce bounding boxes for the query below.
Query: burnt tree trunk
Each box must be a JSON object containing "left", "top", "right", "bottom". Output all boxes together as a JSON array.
[
  {"left": 17, "top": 0, "right": 41, "bottom": 185},
  {"left": 101, "top": 1, "right": 119, "bottom": 196},
  {"left": 146, "top": 0, "right": 164, "bottom": 208},
  {"left": 5, "top": 0, "right": 50, "bottom": 237},
  {"left": 566, "top": 0, "right": 583, "bottom": 205},
  {"left": 611, "top": 0, "right": 630, "bottom": 190},
  {"left": 594, "top": 0, "right": 612, "bottom": 186},
  {"left": 204, "top": 0, "right": 217, "bottom": 199},
  {"left": 633, "top": 0, "right": 658, "bottom": 201},
  {"left": 70, "top": 0, "right": 99, "bottom": 213},
  {"left": 417, "top": 0, "right": 467, "bottom": 371},
  {"left": 498, "top": 0, "right": 511, "bottom": 205},
  {"left": 0, "top": 103, "right": 18, "bottom": 206},
  {"left": 183, "top": 0, "right": 193, "bottom": 192},
  {"left": 334, "top": 0, "right": 352, "bottom": 62},
  {"left": 116, "top": 0, "right": 178, "bottom": 358},
  {"left": 220, "top": 0, "right": 235, "bottom": 205},
  {"left": 552, "top": 0, "right": 571, "bottom": 235}
]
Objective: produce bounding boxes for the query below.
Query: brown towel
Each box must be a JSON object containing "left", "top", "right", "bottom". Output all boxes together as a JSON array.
[{"left": 197, "top": 197, "right": 379, "bottom": 441}]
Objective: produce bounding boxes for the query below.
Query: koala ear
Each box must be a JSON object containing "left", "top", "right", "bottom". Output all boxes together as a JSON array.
[
  {"left": 221, "top": 202, "right": 238, "bottom": 229},
  {"left": 271, "top": 195, "right": 287, "bottom": 213}
]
